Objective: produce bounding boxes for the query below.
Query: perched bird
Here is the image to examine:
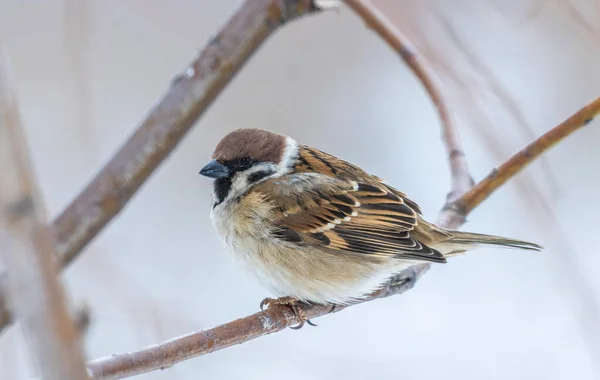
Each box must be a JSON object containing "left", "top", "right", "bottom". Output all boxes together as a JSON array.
[{"left": 200, "top": 128, "right": 541, "bottom": 326}]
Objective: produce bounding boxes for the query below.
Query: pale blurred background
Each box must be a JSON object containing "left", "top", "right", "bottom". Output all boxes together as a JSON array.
[{"left": 1, "top": 0, "right": 599, "bottom": 379}]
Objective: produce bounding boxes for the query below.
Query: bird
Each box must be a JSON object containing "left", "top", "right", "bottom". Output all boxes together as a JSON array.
[{"left": 199, "top": 128, "right": 542, "bottom": 327}]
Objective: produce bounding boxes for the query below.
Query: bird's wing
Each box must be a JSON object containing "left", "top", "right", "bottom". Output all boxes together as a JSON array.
[{"left": 253, "top": 172, "right": 446, "bottom": 263}]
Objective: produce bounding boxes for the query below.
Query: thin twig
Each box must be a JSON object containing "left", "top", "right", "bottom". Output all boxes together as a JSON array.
[
  {"left": 84, "top": 97, "right": 597, "bottom": 379},
  {"left": 450, "top": 96, "right": 600, "bottom": 224},
  {"left": 0, "top": 0, "right": 321, "bottom": 334},
  {"left": 345, "top": 0, "right": 473, "bottom": 219},
  {"left": 0, "top": 51, "right": 89, "bottom": 380}
]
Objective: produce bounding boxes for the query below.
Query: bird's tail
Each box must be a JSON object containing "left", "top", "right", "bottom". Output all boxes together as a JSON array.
[{"left": 435, "top": 229, "right": 542, "bottom": 257}]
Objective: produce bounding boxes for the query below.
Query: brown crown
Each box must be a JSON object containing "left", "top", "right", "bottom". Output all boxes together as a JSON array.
[{"left": 212, "top": 128, "right": 287, "bottom": 163}]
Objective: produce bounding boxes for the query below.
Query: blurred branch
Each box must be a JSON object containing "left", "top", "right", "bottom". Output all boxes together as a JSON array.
[
  {"left": 345, "top": 0, "right": 473, "bottom": 216},
  {"left": 84, "top": 97, "right": 597, "bottom": 379},
  {"left": 0, "top": 0, "right": 321, "bottom": 334},
  {"left": 0, "top": 51, "right": 89, "bottom": 380}
]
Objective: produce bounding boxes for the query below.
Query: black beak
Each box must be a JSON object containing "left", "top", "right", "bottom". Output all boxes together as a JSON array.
[{"left": 199, "top": 159, "right": 230, "bottom": 179}]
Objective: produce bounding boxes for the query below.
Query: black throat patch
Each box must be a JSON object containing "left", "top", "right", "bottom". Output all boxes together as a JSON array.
[{"left": 213, "top": 177, "right": 232, "bottom": 207}]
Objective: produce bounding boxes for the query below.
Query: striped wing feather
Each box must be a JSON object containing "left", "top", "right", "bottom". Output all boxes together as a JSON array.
[{"left": 256, "top": 170, "right": 446, "bottom": 264}]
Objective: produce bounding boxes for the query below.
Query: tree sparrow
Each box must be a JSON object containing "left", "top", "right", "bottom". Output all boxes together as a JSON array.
[{"left": 200, "top": 128, "right": 541, "bottom": 326}]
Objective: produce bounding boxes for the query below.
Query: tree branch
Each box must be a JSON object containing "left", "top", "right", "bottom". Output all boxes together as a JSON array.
[
  {"left": 86, "top": 265, "right": 427, "bottom": 380},
  {"left": 344, "top": 0, "right": 473, "bottom": 218},
  {"left": 84, "top": 97, "right": 596, "bottom": 379},
  {"left": 0, "top": 0, "right": 321, "bottom": 334},
  {"left": 0, "top": 51, "right": 89, "bottom": 380},
  {"left": 447, "top": 96, "right": 600, "bottom": 227}
]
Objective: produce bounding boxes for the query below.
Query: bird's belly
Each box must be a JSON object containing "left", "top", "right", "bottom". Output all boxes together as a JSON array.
[{"left": 245, "top": 242, "right": 411, "bottom": 305}]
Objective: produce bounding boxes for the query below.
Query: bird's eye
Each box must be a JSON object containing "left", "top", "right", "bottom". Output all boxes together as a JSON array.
[{"left": 238, "top": 156, "right": 253, "bottom": 168}]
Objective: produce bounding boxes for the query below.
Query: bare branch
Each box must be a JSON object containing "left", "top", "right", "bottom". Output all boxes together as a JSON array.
[
  {"left": 345, "top": 0, "right": 473, "bottom": 215},
  {"left": 0, "top": 0, "right": 321, "bottom": 334},
  {"left": 0, "top": 51, "right": 89, "bottom": 380},
  {"left": 449, "top": 96, "right": 600, "bottom": 226},
  {"left": 84, "top": 97, "right": 597, "bottom": 379},
  {"left": 86, "top": 265, "right": 428, "bottom": 380}
]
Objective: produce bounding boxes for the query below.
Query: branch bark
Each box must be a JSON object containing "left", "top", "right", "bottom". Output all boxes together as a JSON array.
[
  {"left": 0, "top": 51, "right": 89, "bottom": 380},
  {"left": 0, "top": 0, "right": 321, "bottom": 334},
  {"left": 84, "top": 97, "right": 597, "bottom": 379}
]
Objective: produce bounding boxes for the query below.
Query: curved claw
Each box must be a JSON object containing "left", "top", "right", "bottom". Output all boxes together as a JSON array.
[
  {"left": 289, "top": 321, "right": 305, "bottom": 330},
  {"left": 259, "top": 296, "right": 319, "bottom": 330},
  {"left": 259, "top": 297, "right": 276, "bottom": 311}
]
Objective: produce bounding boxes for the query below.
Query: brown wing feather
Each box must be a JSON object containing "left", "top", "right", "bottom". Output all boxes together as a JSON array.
[
  {"left": 294, "top": 146, "right": 421, "bottom": 213},
  {"left": 254, "top": 156, "right": 446, "bottom": 264}
]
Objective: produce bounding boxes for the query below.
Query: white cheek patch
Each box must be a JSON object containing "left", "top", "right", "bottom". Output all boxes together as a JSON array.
[
  {"left": 229, "top": 174, "right": 250, "bottom": 199},
  {"left": 221, "top": 162, "right": 277, "bottom": 203}
]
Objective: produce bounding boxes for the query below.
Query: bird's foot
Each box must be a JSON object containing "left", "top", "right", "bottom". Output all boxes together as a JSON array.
[{"left": 259, "top": 296, "right": 317, "bottom": 330}]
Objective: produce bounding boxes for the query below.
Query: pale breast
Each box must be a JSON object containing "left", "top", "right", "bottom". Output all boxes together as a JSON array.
[
  {"left": 210, "top": 192, "right": 273, "bottom": 261},
  {"left": 211, "top": 194, "right": 297, "bottom": 297}
]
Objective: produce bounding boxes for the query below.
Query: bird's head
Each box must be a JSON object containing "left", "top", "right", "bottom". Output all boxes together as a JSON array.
[{"left": 199, "top": 128, "right": 299, "bottom": 206}]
